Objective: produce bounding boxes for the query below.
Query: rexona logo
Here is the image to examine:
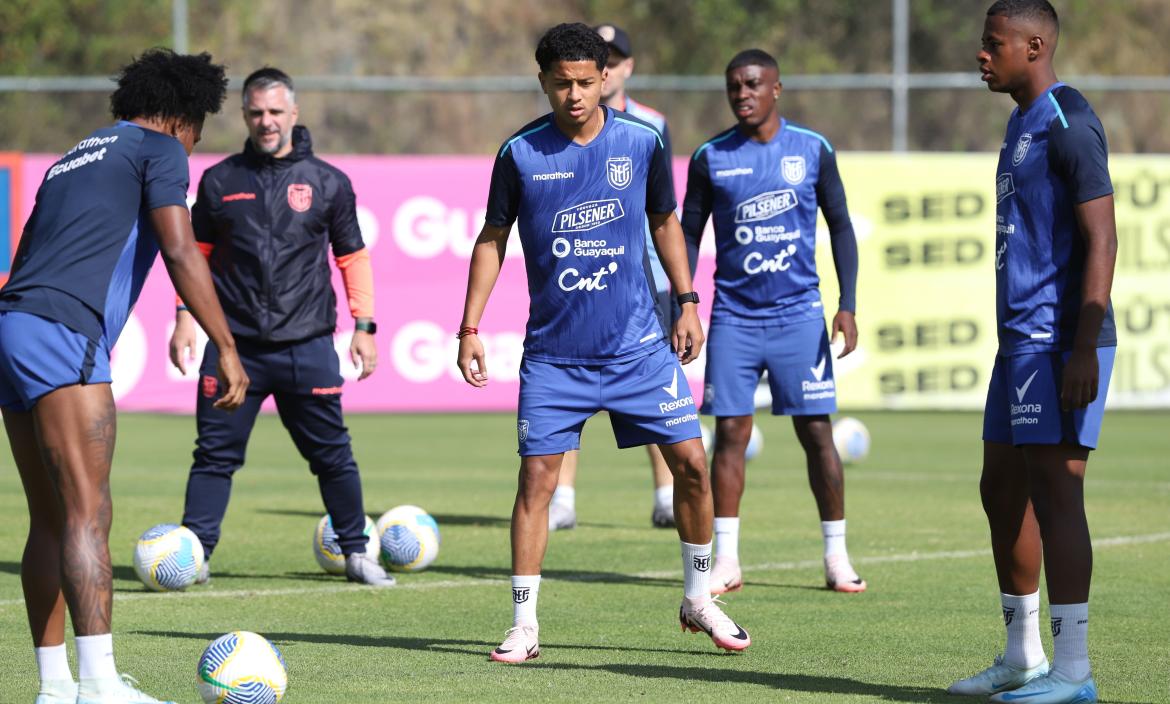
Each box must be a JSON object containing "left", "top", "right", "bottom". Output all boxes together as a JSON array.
[
  {"left": 801, "top": 355, "right": 836, "bottom": 400},
  {"left": 659, "top": 368, "right": 697, "bottom": 417},
  {"left": 735, "top": 190, "right": 798, "bottom": 223},
  {"left": 552, "top": 199, "right": 625, "bottom": 233},
  {"left": 1010, "top": 369, "right": 1042, "bottom": 425}
]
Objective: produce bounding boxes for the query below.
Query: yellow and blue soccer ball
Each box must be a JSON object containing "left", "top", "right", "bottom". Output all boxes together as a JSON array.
[
  {"left": 197, "top": 630, "right": 287, "bottom": 704},
  {"left": 132, "top": 524, "right": 204, "bottom": 592},
  {"left": 833, "top": 416, "right": 871, "bottom": 464},
  {"left": 376, "top": 505, "right": 440, "bottom": 572},
  {"left": 312, "top": 514, "right": 380, "bottom": 575}
]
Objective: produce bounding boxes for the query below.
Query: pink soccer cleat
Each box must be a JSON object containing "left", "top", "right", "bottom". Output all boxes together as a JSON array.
[
  {"left": 490, "top": 624, "right": 540, "bottom": 663},
  {"left": 709, "top": 556, "right": 743, "bottom": 595},
  {"left": 680, "top": 596, "right": 751, "bottom": 652},
  {"left": 825, "top": 554, "right": 867, "bottom": 593}
]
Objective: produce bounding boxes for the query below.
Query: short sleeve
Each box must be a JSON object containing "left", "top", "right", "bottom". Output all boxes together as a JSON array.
[
  {"left": 1048, "top": 113, "right": 1112, "bottom": 204},
  {"left": 328, "top": 172, "right": 366, "bottom": 257},
  {"left": 645, "top": 135, "right": 676, "bottom": 214},
  {"left": 484, "top": 148, "right": 521, "bottom": 227},
  {"left": 681, "top": 148, "right": 713, "bottom": 238},
  {"left": 140, "top": 135, "right": 190, "bottom": 211},
  {"left": 190, "top": 173, "right": 214, "bottom": 244}
]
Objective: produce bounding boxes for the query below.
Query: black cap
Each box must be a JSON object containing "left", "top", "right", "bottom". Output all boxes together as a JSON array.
[{"left": 594, "top": 24, "right": 632, "bottom": 58}]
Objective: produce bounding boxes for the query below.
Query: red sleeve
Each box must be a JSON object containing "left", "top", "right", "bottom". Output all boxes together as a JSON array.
[{"left": 335, "top": 247, "right": 375, "bottom": 319}]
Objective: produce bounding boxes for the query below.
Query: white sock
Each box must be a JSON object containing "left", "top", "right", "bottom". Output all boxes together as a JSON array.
[
  {"left": 35, "top": 643, "right": 72, "bottom": 684},
  {"left": 681, "top": 541, "right": 712, "bottom": 599},
  {"left": 511, "top": 575, "right": 540, "bottom": 627},
  {"left": 713, "top": 517, "right": 739, "bottom": 561},
  {"left": 550, "top": 486, "right": 575, "bottom": 510},
  {"left": 654, "top": 485, "right": 673, "bottom": 510},
  {"left": 76, "top": 633, "right": 116, "bottom": 681},
  {"left": 1050, "top": 602, "right": 1091, "bottom": 681},
  {"left": 1001, "top": 591, "right": 1045, "bottom": 668},
  {"left": 822, "top": 519, "right": 847, "bottom": 558}
]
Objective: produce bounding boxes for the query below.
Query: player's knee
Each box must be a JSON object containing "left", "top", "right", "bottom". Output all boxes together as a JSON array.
[{"left": 714, "top": 418, "right": 752, "bottom": 453}]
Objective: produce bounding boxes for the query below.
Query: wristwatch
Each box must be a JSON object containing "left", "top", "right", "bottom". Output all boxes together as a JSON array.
[
  {"left": 676, "top": 292, "right": 700, "bottom": 306},
  {"left": 355, "top": 320, "right": 377, "bottom": 334}
]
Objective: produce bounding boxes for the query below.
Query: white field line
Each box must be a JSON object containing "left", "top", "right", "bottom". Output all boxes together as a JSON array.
[{"left": 0, "top": 531, "right": 1167, "bottom": 608}]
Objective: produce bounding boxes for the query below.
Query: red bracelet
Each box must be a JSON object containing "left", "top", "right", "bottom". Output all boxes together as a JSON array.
[{"left": 456, "top": 326, "right": 479, "bottom": 339}]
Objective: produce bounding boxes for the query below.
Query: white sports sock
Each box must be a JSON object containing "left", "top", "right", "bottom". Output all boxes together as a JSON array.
[
  {"left": 681, "top": 541, "right": 712, "bottom": 599},
  {"left": 35, "top": 643, "right": 72, "bottom": 683},
  {"left": 713, "top": 517, "right": 739, "bottom": 561},
  {"left": 654, "top": 485, "right": 673, "bottom": 510},
  {"left": 821, "top": 519, "right": 847, "bottom": 558},
  {"left": 550, "top": 486, "right": 575, "bottom": 510},
  {"left": 1001, "top": 591, "right": 1045, "bottom": 668},
  {"left": 510, "top": 575, "right": 540, "bottom": 627},
  {"left": 76, "top": 633, "right": 116, "bottom": 681},
  {"left": 1050, "top": 602, "right": 1090, "bottom": 681}
]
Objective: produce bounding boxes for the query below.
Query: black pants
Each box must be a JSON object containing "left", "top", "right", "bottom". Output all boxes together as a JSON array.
[{"left": 181, "top": 334, "right": 367, "bottom": 558}]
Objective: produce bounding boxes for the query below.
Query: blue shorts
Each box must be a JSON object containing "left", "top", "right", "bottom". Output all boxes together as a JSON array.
[
  {"left": 982, "top": 347, "right": 1114, "bottom": 449},
  {"left": 701, "top": 317, "right": 837, "bottom": 417},
  {"left": 0, "top": 311, "right": 112, "bottom": 411},
  {"left": 516, "top": 343, "right": 702, "bottom": 456}
]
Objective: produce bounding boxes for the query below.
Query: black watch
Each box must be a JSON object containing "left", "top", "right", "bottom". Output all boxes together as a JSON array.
[
  {"left": 676, "top": 291, "right": 700, "bottom": 306},
  {"left": 355, "top": 320, "right": 377, "bottom": 334}
]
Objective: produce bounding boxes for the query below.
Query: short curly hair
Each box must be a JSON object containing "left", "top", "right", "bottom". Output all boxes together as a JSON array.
[
  {"left": 109, "top": 48, "right": 228, "bottom": 127},
  {"left": 535, "top": 23, "right": 608, "bottom": 73}
]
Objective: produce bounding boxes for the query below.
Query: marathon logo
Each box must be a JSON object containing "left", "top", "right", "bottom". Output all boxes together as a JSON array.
[
  {"left": 715, "top": 167, "right": 754, "bottom": 178},
  {"left": 532, "top": 171, "right": 575, "bottom": 181},
  {"left": 665, "top": 412, "right": 698, "bottom": 428},
  {"left": 46, "top": 147, "right": 108, "bottom": 181},
  {"left": 659, "top": 395, "right": 695, "bottom": 414},
  {"left": 734, "top": 189, "right": 798, "bottom": 223},
  {"left": 801, "top": 379, "right": 836, "bottom": 400},
  {"left": 552, "top": 199, "right": 625, "bottom": 233}
]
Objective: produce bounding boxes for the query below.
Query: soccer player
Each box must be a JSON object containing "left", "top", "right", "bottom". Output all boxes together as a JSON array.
[
  {"left": 948, "top": 2, "right": 1116, "bottom": 702},
  {"left": 0, "top": 49, "right": 247, "bottom": 704},
  {"left": 170, "top": 67, "right": 394, "bottom": 587},
  {"left": 549, "top": 22, "right": 680, "bottom": 532},
  {"left": 681, "top": 49, "right": 865, "bottom": 595},
  {"left": 456, "top": 22, "right": 750, "bottom": 663}
]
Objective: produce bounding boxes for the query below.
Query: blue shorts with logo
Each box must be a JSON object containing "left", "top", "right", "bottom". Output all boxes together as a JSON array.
[
  {"left": 701, "top": 317, "right": 837, "bottom": 417},
  {"left": 0, "top": 311, "right": 112, "bottom": 411},
  {"left": 516, "top": 343, "right": 702, "bottom": 456},
  {"left": 982, "top": 347, "right": 1114, "bottom": 449}
]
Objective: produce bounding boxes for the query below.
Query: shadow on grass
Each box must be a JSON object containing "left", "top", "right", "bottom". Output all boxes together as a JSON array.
[{"left": 425, "top": 563, "right": 678, "bottom": 588}]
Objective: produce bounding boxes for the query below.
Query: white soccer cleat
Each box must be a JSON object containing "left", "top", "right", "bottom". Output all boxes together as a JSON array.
[
  {"left": 77, "top": 674, "right": 175, "bottom": 704},
  {"left": 194, "top": 559, "right": 210, "bottom": 585},
  {"left": 709, "top": 556, "right": 743, "bottom": 595},
  {"left": 34, "top": 679, "right": 76, "bottom": 704},
  {"left": 824, "top": 554, "right": 867, "bottom": 593},
  {"left": 490, "top": 624, "right": 540, "bottom": 663},
  {"left": 345, "top": 551, "right": 397, "bottom": 587},
  {"left": 947, "top": 654, "right": 1050, "bottom": 696},
  {"left": 679, "top": 596, "right": 751, "bottom": 652},
  {"left": 989, "top": 671, "right": 1096, "bottom": 703},
  {"left": 547, "top": 503, "right": 577, "bottom": 531}
]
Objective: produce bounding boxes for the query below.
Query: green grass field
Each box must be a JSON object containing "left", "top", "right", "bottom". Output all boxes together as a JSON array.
[{"left": 1, "top": 411, "right": 1168, "bottom": 703}]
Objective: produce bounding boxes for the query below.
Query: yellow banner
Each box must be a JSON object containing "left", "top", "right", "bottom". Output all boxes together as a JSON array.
[{"left": 814, "top": 154, "right": 1170, "bottom": 409}]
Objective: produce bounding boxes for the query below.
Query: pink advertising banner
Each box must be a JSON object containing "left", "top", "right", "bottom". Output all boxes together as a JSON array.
[{"left": 17, "top": 155, "right": 715, "bottom": 412}]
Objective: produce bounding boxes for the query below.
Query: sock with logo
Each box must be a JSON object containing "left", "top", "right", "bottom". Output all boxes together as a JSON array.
[
  {"left": 713, "top": 517, "right": 740, "bottom": 561},
  {"left": 654, "top": 485, "right": 673, "bottom": 511},
  {"left": 76, "top": 633, "right": 117, "bottom": 682},
  {"left": 1050, "top": 602, "right": 1090, "bottom": 681},
  {"left": 821, "top": 519, "right": 848, "bottom": 559},
  {"left": 550, "top": 486, "right": 575, "bottom": 511},
  {"left": 35, "top": 643, "right": 73, "bottom": 685},
  {"left": 510, "top": 575, "right": 541, "bottom": 627},
  {"left": 1001, "top": 591, "right": 1045, "bottom": 669},
  {"left": 681, "top": 541, "right": 713, "bottom": 599}
]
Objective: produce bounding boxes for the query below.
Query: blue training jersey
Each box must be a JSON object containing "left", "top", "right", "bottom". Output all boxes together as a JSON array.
[
  {"left": 485, "top": 106, "right": 675, "bottom": 364},
  {"left": 0, "top": 121, "right": 190, "bottom": 345},
  {"left": 995, "top": 83, "right": 1116, "bottom": 355},
  {"left": 682, "top": 119, "right": 855, "bottom": 326}
]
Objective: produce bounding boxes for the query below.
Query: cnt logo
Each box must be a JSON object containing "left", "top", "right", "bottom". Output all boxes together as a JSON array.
[
  {"left": 558, "top": 261, "right": 618, "bottom": 292},
  {"left": 735, "top": 190, "right": 798, "bottom": 223},
  {"left": 552, "top": 199, "right": 625, "bottom": 233}
]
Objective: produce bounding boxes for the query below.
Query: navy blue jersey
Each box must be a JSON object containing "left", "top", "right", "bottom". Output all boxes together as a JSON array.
[
  {"left": 682, "top": 120, "right": 857, "bottom": 326},
  {"left": 485, "top": 107, "right": 675, "bottom": 364},
  {"left": 995, "top": 83, "right": 1116, "bottom": 354},
  {"left": 0, "top": 121, "right": 189, "bottom": 344}
]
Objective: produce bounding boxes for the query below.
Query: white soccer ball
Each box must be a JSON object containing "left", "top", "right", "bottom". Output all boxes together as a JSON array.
[
  {"left": 133, "top": 524, "right": 204, "bottom": 592},
  {"left": 376, "top": 505, "right": 440, "bottom": 572},
  {"left": 833, "top": 416, "right": 871, "bottom": 464},
  {"left": 312, "top": 514, "right": 380, "bottom": 575},
  {"left": 745, "top": 423, "right": 764, "bottom": 461},
  {"left": 197, "top": 630, "right": 287, "bottom": 704}
]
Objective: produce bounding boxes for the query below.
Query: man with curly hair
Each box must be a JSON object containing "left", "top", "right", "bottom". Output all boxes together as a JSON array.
[{"left": 0, "top": 48, "right": 247, "bottom": 704}]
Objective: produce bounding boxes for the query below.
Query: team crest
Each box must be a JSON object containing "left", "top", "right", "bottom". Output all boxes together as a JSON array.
[
  {"left": 606, "top": 156, "right": 633, "bottom": 190},
  {"left": 1051, "top": 617, "right": 1062, "bottom": 637},
  {"left": 287, "top": 183, "right": 313, "bottom": 212},
  {"left": 513, "top": 587, "right": 530, "bottom": 603},
  {"left": 781, "top": 156, "right": 806, "bottom": 184},
  {"left": 693, "top": 555, "right": 710, "bottom": 572},
  {"left": 517, "top": 419, "right": 530, "bottom": 443},
  {"left": 1012, "top": 133, "right": 1032, "bottom": 166},
  {"left": 200, "top": 375, "right": 218, "bottom": 399}
]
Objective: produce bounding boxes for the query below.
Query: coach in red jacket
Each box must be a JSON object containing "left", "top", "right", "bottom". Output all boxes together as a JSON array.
[{"left": 170, "top": 67, "right": 394, "bottom": 587}]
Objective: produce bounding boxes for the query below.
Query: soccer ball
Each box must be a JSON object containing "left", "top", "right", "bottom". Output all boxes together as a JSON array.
[
  {"left": 376, "top": 505, "right": 440, "bottom": 572},
  {"left": 833, "top": 416, "right": 871, "bottom": 464},
  {"left": 745, "top": 422, "right": 764, "bottom": 461},
  {"left": 197, "top": 631, "right": 287, "bottom": 704},
  {"left": 312, "top": 514, "right": 380, "bottom": 575},
  {"left": 133, "top": 524, "right": 204, "bottom": 592}
]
